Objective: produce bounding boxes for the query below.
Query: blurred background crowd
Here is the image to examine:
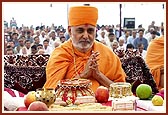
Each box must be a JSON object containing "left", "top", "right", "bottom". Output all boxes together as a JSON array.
[{"left": 4, "top": 18, "right": 164, "bottom": 62}]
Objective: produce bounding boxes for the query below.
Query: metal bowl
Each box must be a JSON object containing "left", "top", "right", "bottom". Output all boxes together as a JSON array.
[{"left": 36, "top": 88, "right": 56, "bottom": 107}]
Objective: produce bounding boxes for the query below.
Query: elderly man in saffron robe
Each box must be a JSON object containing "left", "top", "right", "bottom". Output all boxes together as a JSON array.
[{"left": 43, "top": 5, "right": 126, "bottom": 92}]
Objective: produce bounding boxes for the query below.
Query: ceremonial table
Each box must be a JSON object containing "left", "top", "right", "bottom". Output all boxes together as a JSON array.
[
  {"left": 12, "top": 97, "right": 165, "bottom": 112},
  {"left": 4, "top": 88, "right": 165, "bottom": 112}
]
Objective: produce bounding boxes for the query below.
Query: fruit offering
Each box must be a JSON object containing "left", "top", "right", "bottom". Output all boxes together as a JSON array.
[
  {"left": 24, "top": 91, "right": 36, "bottom": 108},
  {"left": 95, "top": 86, "right": 109, "bottom": 103},
  {"left": 136, "top": 84, "right": 152, "bottom": 99},
  {"left": 152, "top": 95, "right": 163, "bottom": 106},
  {"left": 24, "top": 88, "right": 56, "bottom": 109},
  {"left": 28, "top": 101, "right": 49, "bottom": 111}
]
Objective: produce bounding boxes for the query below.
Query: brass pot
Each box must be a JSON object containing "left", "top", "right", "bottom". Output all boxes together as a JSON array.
[
  {"left": 36, "top": 88, "right": 56, "bottom": 107},
  {"left": 109, "top": 82, "right": 132, "bottom": 98}
]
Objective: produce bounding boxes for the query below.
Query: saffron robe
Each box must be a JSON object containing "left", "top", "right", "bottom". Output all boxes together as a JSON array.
[
  {"left": 146, "top": 36, "right": 164, "bottom": 89},
  {"left": 43, "top": 39, "right": 126, "bottom": 92}
]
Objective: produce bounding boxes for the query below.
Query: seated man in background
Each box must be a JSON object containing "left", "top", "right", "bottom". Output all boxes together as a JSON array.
[
  {"left": 137, "top": 43, "right": 147, "bottom": 61},
  {"left": 125, "top": 43, "right": 134, "bottom": 52},
  {"left": 146, "top": 35, "right": 164, "bottom": 90},
  {"left": 111, "top": 40, "right": 119, "bottom": 52},
  {"left": 30, "top": 45, "right": 38, "bottom": 55},
  {"left": 6, "top": 47, "right": 14, "bottom": 56},
  {"left": 43, "top": 5, "right": 126, "bottom": 92},
  {"left": 37, "top": 49, "right": 45, "bottom": 55}
]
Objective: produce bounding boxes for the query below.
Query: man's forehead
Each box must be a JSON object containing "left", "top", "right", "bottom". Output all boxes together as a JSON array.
[{"left": 74, "top": 24, "right": 95, "bottom": 28}]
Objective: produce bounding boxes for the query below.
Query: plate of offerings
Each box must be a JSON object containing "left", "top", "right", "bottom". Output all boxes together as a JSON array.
[{"left": 55, "top": 78, "right": 96, "bottom": 106}]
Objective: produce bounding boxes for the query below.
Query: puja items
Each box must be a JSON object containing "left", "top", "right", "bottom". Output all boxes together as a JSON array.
[
  {"left": 109, "top": 82, "right": 133, "bottom": 98},
  {"left": 49, "top": 103, "right": 112, "bottom": 111},
  {"left": 95, "top": 86, "right": 109, "bottom": 103},
  {"left": 27, "top": 101, "right": 49, "bottom": 111},
  {"left": 35, "top": 88, "right": 56, "bottom": 107},
  {"left": 111, "top": 98, "right": 136, "bottom": 111},
  {"left": 55, "top": 78, "right": 96, "bottom": 105}
]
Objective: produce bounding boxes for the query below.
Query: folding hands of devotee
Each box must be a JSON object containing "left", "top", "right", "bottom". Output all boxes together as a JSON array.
[{"left": 75, "top": 51, "right": 100, "bottom": 79}]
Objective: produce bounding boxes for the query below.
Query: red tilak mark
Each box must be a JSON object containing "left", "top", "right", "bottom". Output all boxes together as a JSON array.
[{"left": 84, "top": 24, "right": 89, "bottom": 27}]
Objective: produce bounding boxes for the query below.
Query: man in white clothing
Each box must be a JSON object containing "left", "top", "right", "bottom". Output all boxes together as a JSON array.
[
  {"left": 145, "top": 28, "right": 158, "bottom": 44},
  {"left": 96, "top": 30, "right": 110, "bottom": 45},
  {"left": 137, "top": 43, "right": 147, "bottom": 61},
  {"left": 97, "top": 25, "right": 108, "bottom": 37},
  {"left": 43, "top": 39, "right": 53, "bottom": 55},
  {"left": 117, "top": 37, "right": 127, "bottom": 51},
  {"left": 118, "top": 30, "right": 130, "bottom": 44},
  {"left": 39, "top": 31, "right": 47, "bottom": 44},
  {"left": 106, "top": 33, "right": 116, "bottom": 49},
  {"left": 49, "top": 30, "right": 61, "bottom": 51},
  {"left": 19, "top": 40, "right": 31, "bottom": 55}
]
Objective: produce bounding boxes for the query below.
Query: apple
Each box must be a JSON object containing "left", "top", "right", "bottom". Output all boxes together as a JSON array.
[
  {"left": 159, "top": 88, "right": 164, "bottom": 94},
  {"left": 95, "top": 86, "right": 109, "bottom": 103},
  {"left": 156, "top": 93, "right": 164, "bottom": 99},
  {"left": 28, "top": 101, "right": 49, "bottom": 111},
  {"left": 24, "top": 91, "right": 36, "bottom": 108}
]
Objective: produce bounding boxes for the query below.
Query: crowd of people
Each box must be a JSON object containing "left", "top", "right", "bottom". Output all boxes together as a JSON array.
[
  {"left": 4, "top": 20, "right": 164, "bottom": 58},
  {"left": 4, "top": 24, "right": 67, "bottom": 55}
]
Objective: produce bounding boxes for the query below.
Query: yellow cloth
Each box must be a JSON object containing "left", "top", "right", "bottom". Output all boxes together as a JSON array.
[
  {"left": 146, "top": 36, "right": 164, "bottom": 89},
  {"left": 43, "top": 39, "right": 126, "bottom": 92},
  {"left": 68, "top": 6, "right": 98, "bottom": 27}
]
